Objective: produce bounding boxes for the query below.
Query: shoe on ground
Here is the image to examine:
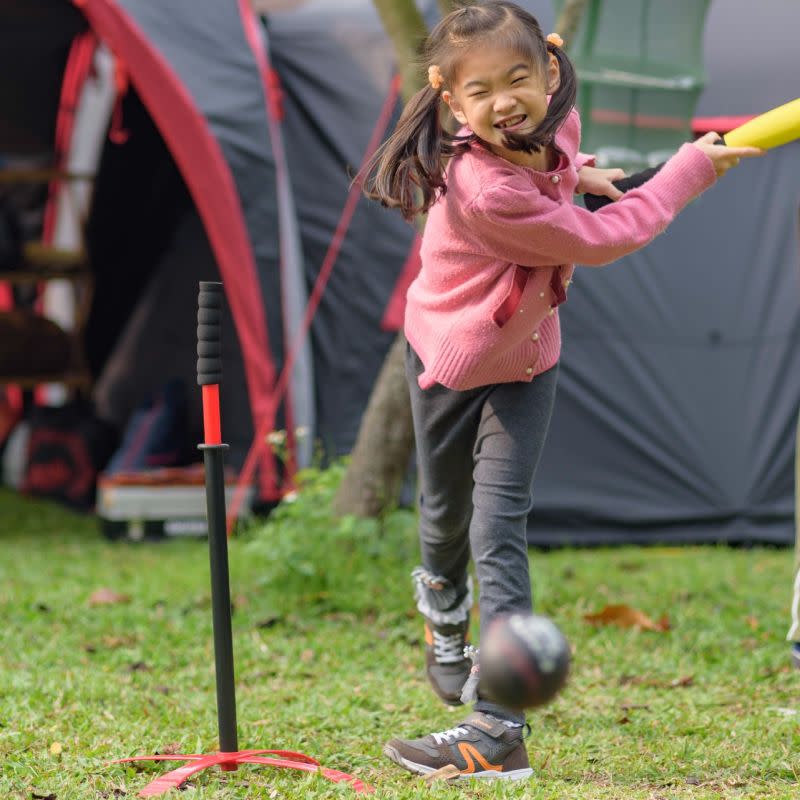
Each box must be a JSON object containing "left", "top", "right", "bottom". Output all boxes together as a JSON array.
[
  {"left": 424, "top": 615, "right": 471, "bottom": 706},
  {"left": 383, "top": 711, "right": 532, "bottom": 780}
]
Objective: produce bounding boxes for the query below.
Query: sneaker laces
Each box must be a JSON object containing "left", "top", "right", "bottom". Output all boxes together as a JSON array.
[
  {"left": 431, "top": 629, "right": 466, "bottom": 663},
  {"left": 431, "top": 725, "right": 471, "bottom": 745}
]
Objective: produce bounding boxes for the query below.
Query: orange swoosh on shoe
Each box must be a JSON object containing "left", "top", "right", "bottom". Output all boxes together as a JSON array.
[
  {"left": 424, "top": 624, "right": 433, "bottom": 645},
  {"left": 457, "top": 743, "right": 504, "bottom": 773}
]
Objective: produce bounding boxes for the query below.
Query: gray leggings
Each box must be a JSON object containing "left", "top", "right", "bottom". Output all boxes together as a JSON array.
[{"left": 406, "top": 344, "right": 558, "bottom": 721}]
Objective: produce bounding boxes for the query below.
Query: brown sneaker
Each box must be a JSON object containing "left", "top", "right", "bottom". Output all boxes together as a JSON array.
[
  {"left": 383, "top": 711, "right": 532, "bottom": 780},
  {"left": 412, "top": 568, "right": 473, "bottom": 705},
  {"left": 423, "top": 616, "right": 472, "bottom": 705}
]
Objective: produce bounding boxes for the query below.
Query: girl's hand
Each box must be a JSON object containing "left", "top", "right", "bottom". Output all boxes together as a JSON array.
[
  {"left": 692, "top": 131, "right": 764, "bottom": 176},
  {"left": 576, "top": 166, "right": 627, "bottom": 201}
]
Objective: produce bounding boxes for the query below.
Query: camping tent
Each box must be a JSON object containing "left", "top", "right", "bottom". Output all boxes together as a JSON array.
[
  {"left": 2, "top": 0, "right": 798, "bottom": 545},
  {"left": 0, "top": 0, "right": 413, "bottom": 503}
]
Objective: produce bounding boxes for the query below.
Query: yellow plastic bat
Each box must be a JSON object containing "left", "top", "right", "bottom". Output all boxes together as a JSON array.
[{"left": 723, "top": 97, "right": 800, "bottom": 150}]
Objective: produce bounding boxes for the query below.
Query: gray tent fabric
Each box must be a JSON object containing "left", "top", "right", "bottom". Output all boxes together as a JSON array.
[
  {"left": 527, "top": 0, "right": 800, "bottom": 545},
  {"left": 267, "top": 4, "right": 417, "bottom": 457}
]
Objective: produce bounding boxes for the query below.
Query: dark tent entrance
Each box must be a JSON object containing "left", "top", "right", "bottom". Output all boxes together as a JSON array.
[{"left": 1, "top": 0, "right": 299, "bottom": 507}]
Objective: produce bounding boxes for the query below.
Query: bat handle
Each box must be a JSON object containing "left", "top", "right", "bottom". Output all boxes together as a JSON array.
[{"left": 583, "top": 164, "right": 664, "bottom": 212}]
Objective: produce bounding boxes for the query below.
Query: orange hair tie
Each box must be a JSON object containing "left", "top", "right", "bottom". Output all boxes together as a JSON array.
[
  {"left": 546, "top": 32, "right": 564, "bottom": 48},
  {"left": 428, "top": 64, "right": 444, "bottom": 90}
]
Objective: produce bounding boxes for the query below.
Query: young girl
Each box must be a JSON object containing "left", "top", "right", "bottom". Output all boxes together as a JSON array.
[{"left": 364, "top": 0, "right": 761, "bottom": 781}]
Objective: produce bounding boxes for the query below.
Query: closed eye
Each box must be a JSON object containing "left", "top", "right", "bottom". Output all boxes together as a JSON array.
[
  {"left": 468, "top": 90, "right": 488, "bottom": 97},
  {"left": 512, "top": 76, "right": 528, "bottom": 84}
]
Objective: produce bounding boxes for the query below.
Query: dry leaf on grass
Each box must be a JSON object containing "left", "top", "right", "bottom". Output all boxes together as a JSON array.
[
  {"left": 619, "top": 674, "right": 693, "bottom": 689},
  {"left": 584, "top": 604, "right": 670, "bottom": 632},
  {"left": 88, "top": 588, "right": 131, "bottom": 606},
  {"left": 155, "top": 742, "right": 184, "bottom": 755},
  {"left": 424, "top": 764, "right": 461, "bottom": 784}
]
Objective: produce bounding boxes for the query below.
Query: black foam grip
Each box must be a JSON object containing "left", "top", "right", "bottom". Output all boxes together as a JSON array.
[
  {"left": 583, "top": 164, "right": 664, "bottom": 212},
  {"left": 197, "top": 281, "right": 223, "bottom": 385}
]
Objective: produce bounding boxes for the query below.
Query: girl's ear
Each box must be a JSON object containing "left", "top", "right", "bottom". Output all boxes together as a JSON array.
[
  {"left": 545, "top": 52, "right": 560, "bottom": 94},
  {"left": 442, "top": 90, "right": 468, "bottom": 125}
]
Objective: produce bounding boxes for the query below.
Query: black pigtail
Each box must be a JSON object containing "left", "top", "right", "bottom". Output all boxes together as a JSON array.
[
  {"left": 540, "top": 42, "right": 577, "bottom": 141},
  {"left": 361, "top": 84, "right": 452, "bottom": 221}
]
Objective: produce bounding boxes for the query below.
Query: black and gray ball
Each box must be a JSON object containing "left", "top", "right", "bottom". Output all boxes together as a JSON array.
[{"left": 479, "top": 613, "right": 571, "bottom": 710}]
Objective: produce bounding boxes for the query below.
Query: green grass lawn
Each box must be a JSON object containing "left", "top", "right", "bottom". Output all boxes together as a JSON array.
[{"left": 1, "top": 472, "right": 798, "bottom": 799}]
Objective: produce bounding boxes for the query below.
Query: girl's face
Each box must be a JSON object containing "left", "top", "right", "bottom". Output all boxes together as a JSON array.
[{"left": 442, "top": 43, "right": 560, "bottom": 167}]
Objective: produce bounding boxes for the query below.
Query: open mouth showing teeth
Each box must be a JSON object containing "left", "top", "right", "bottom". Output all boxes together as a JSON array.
[{"left": 496, "top": 115, "right": 526, "bottom": 129}]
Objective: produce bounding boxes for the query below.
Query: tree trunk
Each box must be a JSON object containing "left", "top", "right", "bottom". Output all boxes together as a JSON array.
[
  {"left": 554, "top": 0, "right": 589, "bottom": 46},
  {"left": 369, "top": 0, "right": 428, "bottom": 98},
  {"left": 334, "top": 0, "right": 589, "bottom": 518}
]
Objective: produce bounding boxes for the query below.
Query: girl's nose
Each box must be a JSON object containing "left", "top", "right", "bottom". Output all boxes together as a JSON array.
[{"left": 493, "top": 93, "right": 515, "bottom": 113}]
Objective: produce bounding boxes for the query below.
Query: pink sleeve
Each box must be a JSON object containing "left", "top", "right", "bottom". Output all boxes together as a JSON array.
[
  {"left": 575, "top": 151, "right": 596, "bottom": 169},
  {"left": 468, "top": 144, "right": 716, "bottom": 267}
]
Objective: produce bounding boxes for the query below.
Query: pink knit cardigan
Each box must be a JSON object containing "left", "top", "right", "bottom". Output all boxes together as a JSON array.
[{"left": 404, "top": 109, "right": 717, "bottom": 390}]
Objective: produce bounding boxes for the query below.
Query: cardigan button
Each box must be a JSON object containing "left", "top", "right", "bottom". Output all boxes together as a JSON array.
[
  {"left": 539, "top": 291, "right": 545, "bottom": 298},
  {"left": 548, "top": 307, "right": 555, "bottom": 315},
  {"left": 550, "top": 174, "right": 561, "bottom": 184},
  {"left": 531, "top": 332, "right": 539, "bottom": 341},
  {"left": 525, "top": 367, "right": 534, "bottom": 375}
]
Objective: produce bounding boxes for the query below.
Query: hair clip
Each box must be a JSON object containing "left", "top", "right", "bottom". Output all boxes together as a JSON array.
[
  {"left": 428, "top": 64, "right": 444, "bottom": 90},
  {"left": 546, "top": 32, "right": 564, "bottom": 48}
]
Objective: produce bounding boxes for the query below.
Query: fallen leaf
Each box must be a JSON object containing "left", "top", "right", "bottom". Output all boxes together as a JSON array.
[
  {"left": 300, "top": 649, "right": 314, "bottom": 663},
  {"left": 619, "top": 674, "right": 693, "bottom": 689},
  {"left": 88, "top": 588, "right": 131, "bottom": 606},
  {"left": 155, "top": 742, "right": 184, "bottom": 755},
  {"left": 745, "top": 615, "right": 759, "bottom": 630},
  {"left": 102, "top": 634, "right": 139, "bottom": 649},
  {"left": 424, "top": 764, "right": 461, "bottom": 784},
  {"left": 49, "top": 741, "right": 63, "bottom": 755},
  {"left": 32, "top": 793, "right": 57, "bottom": 800},
  {"left": 584, "top": 604, "right": 670, "bottom": 632}
]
